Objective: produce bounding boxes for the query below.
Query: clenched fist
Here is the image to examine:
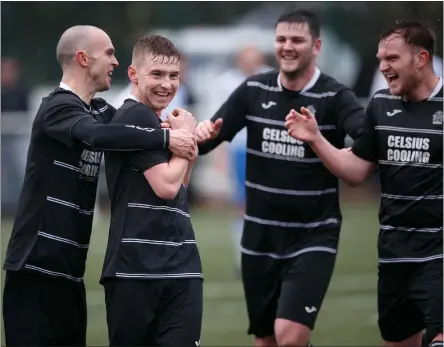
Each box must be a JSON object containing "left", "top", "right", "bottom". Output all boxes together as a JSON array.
[{"left": 195, "top": 118, "right": 223, "bottom": 144}]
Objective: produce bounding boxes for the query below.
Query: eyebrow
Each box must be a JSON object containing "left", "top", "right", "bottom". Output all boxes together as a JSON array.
[
  {"left": 376, "top": 52, "right": 399, "bottom": 58},
  {"left": 276, "top": 35, "right": 307, "bottom": 40},
  {"left": 151, "top": 69, "right": 180, "bottom": 74}
]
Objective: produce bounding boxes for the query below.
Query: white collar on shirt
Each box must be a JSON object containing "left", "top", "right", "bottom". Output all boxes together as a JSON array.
[
  {"left": 430, "top": 76, "right": 443, "bottom": 98},
  {"left": 59, "top": 82, "right": 84, "bottom": 101},
  {"left": 128, "top": 94, "right": 140, "bottom": 102},
  {"left": 59, "top": 82, "right": 73, "bottom": 91},
  {"left": 277, "top": 67, "right": 321, "bottom": 92}
]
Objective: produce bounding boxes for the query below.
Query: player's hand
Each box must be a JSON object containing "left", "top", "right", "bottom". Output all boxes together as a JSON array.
[
  {"left": 190, "top": 139, "right": 199, "bottom": 162},
  {"left": 285, "top": 107, "right": 321, "bottom": 144},
  {"left": 166, "top": 108, "right": 196, "bottom": 132},
  {"left": 169, "top": 128, "right": 196, "bottom": 160},
  {"left": 160, "top": 120, "right": 171, "bottom": 129},
  {"left": 195, "top": 118, "right": 223, "bottom": 144}
]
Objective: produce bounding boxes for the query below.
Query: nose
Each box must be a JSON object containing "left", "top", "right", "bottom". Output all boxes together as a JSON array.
[
  {"left": 283, "top": 39, "right": 293, "bottom": 52},
  {"left": 112, "top": 56, "right": 119, "bottom": 68},
  {"left": 160, "top": 79, "right": 172, "bottom": 90},
  {"left": 379, "top": 60, "right": 389, "bottom": 73}
]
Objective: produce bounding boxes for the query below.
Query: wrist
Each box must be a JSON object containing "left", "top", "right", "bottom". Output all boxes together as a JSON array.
[{"left": 308, "top": 131, "right": 323, "bottom": 148}]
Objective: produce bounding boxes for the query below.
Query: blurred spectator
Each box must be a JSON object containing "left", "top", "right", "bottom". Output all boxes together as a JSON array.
[
  {"left": 1, "top": 58, "right": 29, "bottom": 111},
  {"left": 1, "top": 57, "right": 30, "bottom": 215},
  {"left": 207, "top": 45, "right": 272, "bottom": 274}
]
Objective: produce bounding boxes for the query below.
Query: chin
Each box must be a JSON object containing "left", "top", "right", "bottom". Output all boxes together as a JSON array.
[
  {"left": 281, "top": 67, "right": 302, "bottom": 78},
  {"left": 388, "top": 86, "right": 400, "bottom": 96},
  {"left": 152, "top": 102, "right": 168, "bottom": 112},
  {"left": 280, "top": 61, "right": 298, "bottom": 72},
  {"left": 97, "top": 84, "right": 110, "bottom": 93},
  {"left": 162, "top": 99, "right": 174, "bottom": 109},
  {"left": 389, "top": 83, "right": 408, "bottom": 97}
]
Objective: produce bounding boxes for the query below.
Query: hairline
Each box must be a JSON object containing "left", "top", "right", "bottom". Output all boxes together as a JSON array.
[
  {"left": 379, "top": 32, "right": 430, "bottom": 57},
  {"left": 132, "top": 53, "right": 180, "bottom": 69},
  {"left": 275, "top": 21, "right": 320, "bottom": 44}
]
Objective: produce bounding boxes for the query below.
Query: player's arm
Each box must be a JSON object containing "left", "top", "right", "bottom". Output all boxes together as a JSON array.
[
  {"left": 332, "top": 88, "right": 366, "bottom": 140},
  {"left": 43, "top": 94, "right": 169, "bottom": 151},
  {"left": 127, "top": 105, "right": 191, "bottom": 200},
  {"left": 183, "top": 145, "right": 198, "bottom": 187},
  {"left": 141, "top": 155, "right": 189, "bottom": 200},
  {"left": 197, "top": 81, "right": 248, "bottom": 155},
  {"left": 286, "top": 104, "right": 377, "bottom": 187},
  {"left": 309, "top": 135, "right": 376, "bottom": 187}
]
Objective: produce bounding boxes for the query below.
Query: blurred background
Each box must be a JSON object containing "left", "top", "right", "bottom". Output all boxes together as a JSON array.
[{"left": 1, "top": 1, "right": 443, "bottom": 345}]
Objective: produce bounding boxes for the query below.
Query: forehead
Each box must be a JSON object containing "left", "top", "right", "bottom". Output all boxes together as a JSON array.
[
  {"left": 91, "top": 31, "right": 114, "bottom": 51},
  {"left": 276, "top": 22, "right": 311, "bottom": 37},
  {"left": 377, "top": 34, "right": 410, "bottom": 58},
  {"left": 140, "top": 55, "right": 180, "bottom": 72}
]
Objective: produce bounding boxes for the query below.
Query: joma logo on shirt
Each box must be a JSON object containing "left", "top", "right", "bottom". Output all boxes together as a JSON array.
[{"left": 79, "top": 149, "right": 102, "bottom": 178}]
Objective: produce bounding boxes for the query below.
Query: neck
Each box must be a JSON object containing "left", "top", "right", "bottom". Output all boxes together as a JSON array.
[
  {"left": 131, "top": 85, "right": 162, "bottom": 118},
  {"left": 405, "top": 69, "right": 441, "bottom": 102},
  {"left": 61, "top": 71, "right": 96, "bottom": 105},
  {"left": 279, "top": 63, "right": 317, "bottom": 91}
]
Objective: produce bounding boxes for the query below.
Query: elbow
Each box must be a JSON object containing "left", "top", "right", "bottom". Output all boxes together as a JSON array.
[
  {"left": 345, "top": 179, "right": 361, "bottom": 188},
  {"left": 84, "top": 135, "right": 102, "bottom": 149},
  {"left": 152, "top": 183, "right": 180, "bottom": 200},
  {"left": 343, "top": 174, "right": 367, "bottom": 187}
]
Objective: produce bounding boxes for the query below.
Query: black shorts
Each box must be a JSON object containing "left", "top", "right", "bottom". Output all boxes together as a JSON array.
[
  {"left": 2, "top": 270, "right": 87, "bottom": 346},
  {"left": 242, "top": 250, "right": 336, "bottom": 338},
  {"left": 104, "top": 278, "right": 203, "bottom": 346},
  {"left": 378, "top": 259, "right": 443, "bottom": 344}
]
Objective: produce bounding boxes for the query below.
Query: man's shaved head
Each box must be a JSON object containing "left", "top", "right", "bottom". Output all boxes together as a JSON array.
[{"left": 56, "top": 25, "right": 106, "bottom": 68}]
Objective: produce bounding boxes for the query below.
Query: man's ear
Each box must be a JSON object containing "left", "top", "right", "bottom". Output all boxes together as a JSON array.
[
  {"left": 128, "top": 65, "right": 138, "bottom": 84},
  {"left": 75, "top": 50, "right": 88, "bottom": 67}
]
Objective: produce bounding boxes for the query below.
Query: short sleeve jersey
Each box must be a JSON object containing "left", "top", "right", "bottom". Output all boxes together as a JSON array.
[
  {"left": 101, "top": 99, "right": 202, "bottom": 281},
  {"left": 352, "top": 83, "right": 443, "bottom": 262}
]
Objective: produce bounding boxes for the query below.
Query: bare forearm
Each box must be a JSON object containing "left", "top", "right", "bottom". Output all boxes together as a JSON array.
[
  {"left": 184, "top": 160, "right": 196, "bottom": 186},
  {"left": 310, "top": 135, "right": 375, "bottom": 186},
  {"left": 164, "top": 155, "right": 189, "bottom": 188}
]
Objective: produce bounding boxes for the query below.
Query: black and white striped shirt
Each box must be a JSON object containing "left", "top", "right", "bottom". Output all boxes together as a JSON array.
[
  {"left": 199, "top": 69, "right": 365, "bottom": 258},
  {"left": 3, "top": 87, "right": 112, "bottom": 282},
  {"left": 352, "top": 79, "right": 443, "bottom": 263},
  {"left": 4, "top": 86, "right": 172, "bottom": 283},
  {"left": 101, "top": 99, "right": 202, "bottom": 282}
]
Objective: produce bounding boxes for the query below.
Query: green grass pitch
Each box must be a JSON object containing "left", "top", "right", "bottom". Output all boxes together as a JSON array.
[{"left": 1, "top": 199, "right": 382, "bottom": 346}]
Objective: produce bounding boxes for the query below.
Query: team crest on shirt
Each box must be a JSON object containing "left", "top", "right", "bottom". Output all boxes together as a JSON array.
[
  {"left": 432, "top": 110, "right": 443, "bottom": 125},
  {"left": 306, "top": 105, "right": 316, "bottom": 115}
]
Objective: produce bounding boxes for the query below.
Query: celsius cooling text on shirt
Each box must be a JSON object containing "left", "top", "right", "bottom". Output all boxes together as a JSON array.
[
  {"left": 386, "top": 135, "right": 431, "bottom": 164},
  {"left": 79, "top": 149, "right": 102, "bottom": 178},
  {"left": 261, "top": 127, "right": 305, "bottom": 158}
]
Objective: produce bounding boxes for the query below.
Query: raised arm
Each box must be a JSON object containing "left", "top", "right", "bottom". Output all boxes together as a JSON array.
[
  {"left": 285, "top": 105, "right": 377, "bottom": 187},
  {"left": 306, "top": 134, "right": 376, "bottom": 186},
  {"left": 43, "top": 93, "right": 195, "bottom": 158},
  {"left": 128, "top": 106, "right": 196, "bottom": 200},
  {"left": 141, "top": 155, "right": 189, "bottom": 200},
  {"left": 183, "top": 143, "right": 198, "bottom": 187},
  {"left": 196, "top": 80, "right": 248, "bottom": 155}
]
